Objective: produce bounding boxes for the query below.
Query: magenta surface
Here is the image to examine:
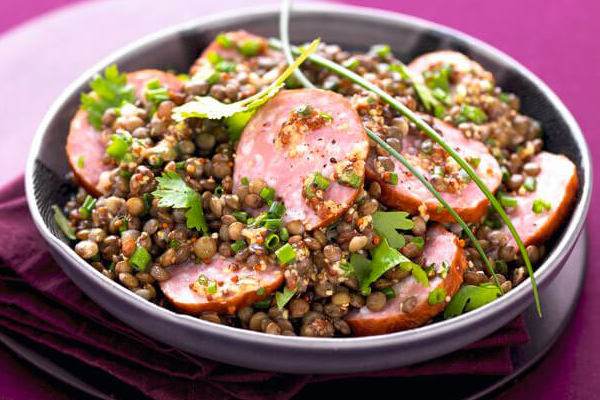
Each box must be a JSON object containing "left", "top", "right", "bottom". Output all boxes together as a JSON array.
[{"left": 0, "top": 0, "right": 597, "bottom": 399}]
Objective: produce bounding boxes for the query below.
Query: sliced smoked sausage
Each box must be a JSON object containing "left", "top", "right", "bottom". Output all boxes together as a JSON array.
[
  {"left": 502, "top": 151, "right": 578, "bottom": 248},
  {"left": 190, "top": 30, "right": 285, "bottom": 79},
  {"left": 233, "top": 88, "right": 369, "bottom": 231},
  {"left": 367, "top": 115, "right": 502, "bottom": 223},
  {"left": 160, "top": 256, "right": 283, "bottom": 314},
  {"left": 345, "top": 224, "right": 467, "bottom": 336},
  {"left": 66, "top": 69, "right": 183, "bottom": 196}
]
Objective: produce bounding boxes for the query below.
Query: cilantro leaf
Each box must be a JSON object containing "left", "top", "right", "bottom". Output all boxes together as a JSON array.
[
  {"left": 275, "top": 286, "right": 296, "bottom": 310},
  {"left": 80, "top": 65, "right": 135, "bottom": 130},
  {"left": 444, "top": 283, "right": 502, "bottom": 319},
  {"left": 172, "top": 38, "right": 320, "bottom": 123},
  {"left": 372, "top": 211, "right": 414, "bottom": 249},
  {"left": 152, "top": 172, "right": 208, "bottom": 234},
  {"left": 411, "top": 264, "right": 429, "bottom": 287},
  {"left": 353, "top": 238, "right": 419, "bottom": 295}
]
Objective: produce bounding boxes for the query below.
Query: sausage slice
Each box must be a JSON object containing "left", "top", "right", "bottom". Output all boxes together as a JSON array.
[
  {"left": 502, "top": 152, "right": 578, "bottom": 248},
  {"left": 233, "top": 88, "right": 369, "bottom": 231},
  {"left": 367, "top": 115, "right": 502, "bottom": 223},
  {"left": 345, "top": 224, "right": 467, "bottom": 336},
  {"left": 190, "top": 30, "right": 285, "bottom": 78},
  {"left": 160, "top": 256, "right": 283, "bottom": 314},
  {"left": 66, "top": 69, "right": 183, "bottom": 196}
]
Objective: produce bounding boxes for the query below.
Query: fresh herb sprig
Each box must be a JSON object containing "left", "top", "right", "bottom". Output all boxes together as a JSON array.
[
  {"left": 372, "top": 211, "right": 413, "bottom": 249},
  {"left": 152, "top": 171, "right": 208, "bottom": 234},
  {"left": 171, "top": 38, "right": 319, "bottom": 122},
  {"left": 270, "top": 38, "right": 545, "bottom": 314},
  {"left": 80, "top": 65, "right": 135, "bottom": 130}
]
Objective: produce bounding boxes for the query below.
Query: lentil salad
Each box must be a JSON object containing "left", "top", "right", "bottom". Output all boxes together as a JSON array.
[{"left": 56, "top": 30, "right": 578, "bottom": 337}]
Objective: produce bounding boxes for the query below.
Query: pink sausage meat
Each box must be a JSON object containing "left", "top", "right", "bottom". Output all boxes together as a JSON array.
[
  {"left": 368, "top": 115, "right": 502, "bottom": 223},
  {"left": 160, "top": 257, "right": 283, "bottom": 314},
  {"left": 234, "top": 88, "right": 369, "bottom": 230}
]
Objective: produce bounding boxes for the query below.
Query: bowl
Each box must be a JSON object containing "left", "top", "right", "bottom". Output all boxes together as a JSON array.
[{"left": 25, "top": 3, "right": 592, "bottom": 374}]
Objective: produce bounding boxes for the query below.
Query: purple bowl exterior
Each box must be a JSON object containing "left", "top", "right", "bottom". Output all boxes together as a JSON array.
[{"left": 25, "top": 3, "right": 592, "bottom": 374}]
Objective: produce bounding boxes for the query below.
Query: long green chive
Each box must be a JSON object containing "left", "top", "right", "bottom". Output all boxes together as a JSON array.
[
  {"left": 274, "top": 11, "right": 505, "bottom": 295},
  {"left": 275, "top": 243, "right": 296, "bottom": 264},
  {"left": 272, "top": 32, "right": 545, "bottom": 315},
  {"left": 52, "top": 205, "right": 76, "bottom": 240}
]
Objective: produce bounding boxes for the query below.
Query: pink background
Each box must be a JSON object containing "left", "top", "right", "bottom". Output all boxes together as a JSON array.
[{"left": 0, "top": 1, "right": 597, "bottom": 399}]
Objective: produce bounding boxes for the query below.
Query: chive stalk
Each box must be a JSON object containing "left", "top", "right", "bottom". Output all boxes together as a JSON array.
[{"left": 272, "top": 35, "right": 543, "bottom": 315}]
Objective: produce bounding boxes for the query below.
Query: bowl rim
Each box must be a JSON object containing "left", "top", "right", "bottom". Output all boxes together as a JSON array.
[{"left": 25, "top": 1, "right": 593, "bottom": 360}]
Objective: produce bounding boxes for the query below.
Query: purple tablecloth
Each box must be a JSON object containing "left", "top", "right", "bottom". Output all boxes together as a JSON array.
[{"left": 0, "top": 0, "right": 597, "bottom": 399}]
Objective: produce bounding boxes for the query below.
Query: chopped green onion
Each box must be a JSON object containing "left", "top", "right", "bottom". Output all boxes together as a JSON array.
[
  {"left": 238, "top": 40, "right": 261, "bottom": 56},
  {"left": 296, "top": 104, "right": 313, "bottom": 117},
  {"left": 432, "top": 166, "right": 445, "bottom": 176},
  {"left": 253, "top": 297, "right": 271, "bottom": 309},
  {"left": 428, "top": 287, "right": 447, "bottom": 305},
  {"left": 338, "top": 171, "right": 362, "bottom": 188},
  {"left": 232, "top": 211, "right": 248, "bottom": 223},
  {"left": 79, "top": 195, "right": 97, "bottom": 219},
  {"left": 499, "top": 93, "right": 511, "bottom": 103},
  {"left": 106, "top": 133, "right": 131, "bottom": 161},
  {"left": 259, "top": 187, "right": 275, "bottom": 202},
  {"left": 206, "top": 51, "right": 223, "bottom": 65},
  {"left": 275, "top": 286, "right": 296, "bottom": 310},
  {"left": 524, "top": 176, "right": 537, "bottom": 192},
  {"left": 387, "top": 172, "right": 399, "bottom": 185},
  {"left": 207, "top": 280, "right": 218, "bottom": 294},
  {"left": 265, "top": 233, "right": 281, "bottom": 250},
  {"left": 313, "top": 172, "right": 330, "bottom": 190},
  {"left": 118, "top": 217, "right": 128, "bottom": 233},
  {"left": 215, "top": 61, "right": 236, "bottom": 72},
  {"left": 467, "top": 157, "right": 481, "bottom": 168},
  {"left": 213, "top": 186, "right": 224, "bottom": 197},
  {"left": 494, "top": 259, "right": 508, "bottom": 275},
  {"left": 169, "top": 240, "right": 180, "bottom": 249},
  {"left": 382, "top": 287, "right": 396, "bottom": 299},
  {"left": 279, "top": 227, "right": 290, "bottom": 242},
  {"left": 264, "top": 218, "right": 282, "bottom": 230},
  {"left": 456, "top": 104, "right": 488, "bottom": 125},
  {"left": 206, "top": 71, "right": 221, "bottom": 84},
  {"left": 500, "top": 165, "right": 510, "bottom": 182},
  {"left": 370, "top": 44, "right": 391, "bottom": 58},
  {"left": 130, "top": 246, "right": 151, "bottom": 272},
  {"left": 499, "top": 194, "right": 518, "bottom": 208},
  {"left": 197, "top": 274, "right": 209, "bottom": 286},
  {"left": 216, "top": 33, "right": 233, "bottom": 48},
  {"left": 241, "top": 177, "right": 249, "bottom": 185},
  {"left": 275, "top": 243, "right": 296, "bottom": 264},
  {"left": 175, "top": 161, "right": 186, "bottom": 169},
  {"left": 256, "top": 287, "right": 265, "bottom": 296},
  {"left": 268, "top": 201, "right": 286, "bottom": 218},
  {"left": 52, "top": 205, "right": 76, "bottom": 240},
  {"left": 231, "top": 240, "right": 247, "bottom": 253},
  {"left": 318, "top": 112, "right": 333, "bottom": 121},
  {"left": 532, "top": 199, "right": 552, "bottom": 214},
  {"left": 77, "top": 155, "right": 85, "bottom": 168}
]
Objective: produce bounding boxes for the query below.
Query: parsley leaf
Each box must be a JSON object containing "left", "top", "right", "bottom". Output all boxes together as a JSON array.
[
  {"left": 275, "top": 286, "right": 296, "bottom": 310},
  {"left": 152, "top": 171, "right": 208, "bottom": 234},
  {"left": 80, "top": 65, "right": 135, "bottom": 130},
  {"left": 352, "top": 238, "right": 419, "bottom": 295},
  {"left": 172, "top": 39, "right": 319, "bottom": 122},
  {"left": 444, "top": 283, "right": 502, "bottom": 319},
  {"left": 372, "top": 211, "right": 414, "bottom": 249},
  {"left": 411, "top": 264, "right": 429, "bottom": 287}
]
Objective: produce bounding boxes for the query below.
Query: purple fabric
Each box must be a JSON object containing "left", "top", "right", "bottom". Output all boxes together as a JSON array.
[{"left": 0, "top": 176, "right": 529, "bottom": 399}]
